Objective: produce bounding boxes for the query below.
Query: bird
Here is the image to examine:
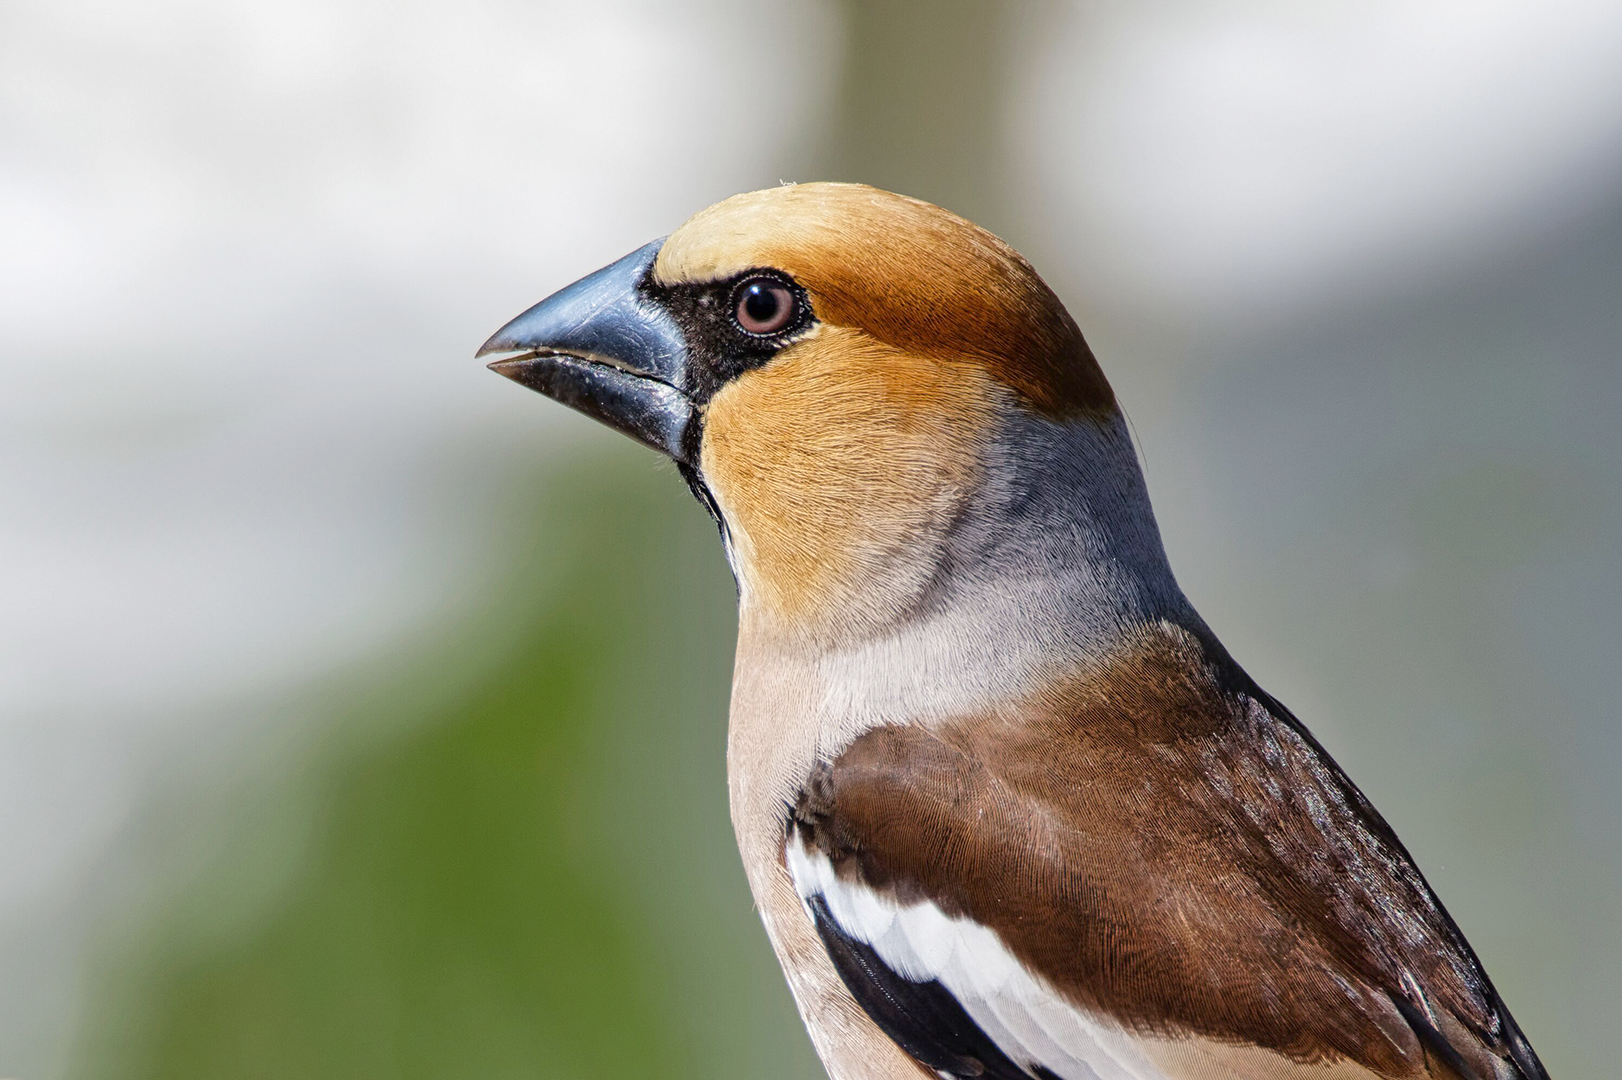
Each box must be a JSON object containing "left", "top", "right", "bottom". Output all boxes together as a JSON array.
[{"left": 477, "top": 183, "right": 1550, "bottom": 1080}]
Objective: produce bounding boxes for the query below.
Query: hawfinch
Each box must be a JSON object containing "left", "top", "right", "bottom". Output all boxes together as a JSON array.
[{"left": 478, "top": 184, "right": 1549, "bottom": 1080}]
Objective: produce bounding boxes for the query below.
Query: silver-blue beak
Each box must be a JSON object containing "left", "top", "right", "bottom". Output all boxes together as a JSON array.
[{"left": 478, "top": 239, "right": 699, "bottom": 464}]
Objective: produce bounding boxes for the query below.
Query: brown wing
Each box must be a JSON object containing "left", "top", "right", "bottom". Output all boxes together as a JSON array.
[{"left": 792, "top": 623, "right": 1547, "bottom": 1080}]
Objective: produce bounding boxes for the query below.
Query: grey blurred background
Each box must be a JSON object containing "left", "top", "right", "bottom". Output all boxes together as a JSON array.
[{"left": 2, "top": 1, "right": 1618, "bottom": 1076}]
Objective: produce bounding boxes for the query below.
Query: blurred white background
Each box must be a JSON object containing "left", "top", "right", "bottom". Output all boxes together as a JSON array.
[
  {"left": 1, "top": 0, "right": 838, "bottom": 1067},
  {"left": 3, "top": 0, "right": 1618, "bottom": 1075}
]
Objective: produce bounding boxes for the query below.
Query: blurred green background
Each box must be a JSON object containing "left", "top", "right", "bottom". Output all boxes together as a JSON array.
[
  {"left": 3, "top": 1, "right": 1619, "bottom": 1077},
  {"left": 69, "top": 451, "right": 805, "bottom": 1079}
]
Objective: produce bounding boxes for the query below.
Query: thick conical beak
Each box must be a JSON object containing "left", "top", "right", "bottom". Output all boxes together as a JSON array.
[{"left": 478, "top": 239, "right": 699, "bottom": 464}]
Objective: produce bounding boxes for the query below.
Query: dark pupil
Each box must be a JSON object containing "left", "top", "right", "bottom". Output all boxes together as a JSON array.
[{"left": 743, "top": 284, "right": 781, "bottom": 325}]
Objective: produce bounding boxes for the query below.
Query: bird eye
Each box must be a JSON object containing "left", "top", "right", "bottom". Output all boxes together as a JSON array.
[{"left": 733, "top": 278, "right": 797, "bottom": 336}]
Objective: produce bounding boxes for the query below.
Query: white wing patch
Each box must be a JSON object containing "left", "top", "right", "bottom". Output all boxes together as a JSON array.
[{"left": 786, "top": 831, "right": 1170, "bottom": 1080}]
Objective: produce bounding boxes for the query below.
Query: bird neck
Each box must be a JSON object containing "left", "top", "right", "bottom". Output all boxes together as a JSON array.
[{"left": 731, "top": 409, "right": 1197, "bottom": 726}]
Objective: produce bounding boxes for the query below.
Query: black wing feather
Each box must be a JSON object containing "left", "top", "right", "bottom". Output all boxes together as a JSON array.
[{"left": 806, "top": 894, "right": 1057, "bottom": 1080}]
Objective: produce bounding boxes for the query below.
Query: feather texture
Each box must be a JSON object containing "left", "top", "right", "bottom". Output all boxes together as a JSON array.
[{"left": 784, "top": 623, "right": 1545, "bottom": 1080}]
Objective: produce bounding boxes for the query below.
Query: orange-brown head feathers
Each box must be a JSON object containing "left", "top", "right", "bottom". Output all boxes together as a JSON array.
[
  {"left": 648, "top": 184, "right": 1125, "bottom": 637},
  {"left": 655, "top": 183, "right": 1115, "bottom": 420}
]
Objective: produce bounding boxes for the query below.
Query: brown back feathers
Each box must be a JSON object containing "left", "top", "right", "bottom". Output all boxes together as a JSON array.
[{"left": 793, "top": 624, "right": 1534, "bottom": 1080}]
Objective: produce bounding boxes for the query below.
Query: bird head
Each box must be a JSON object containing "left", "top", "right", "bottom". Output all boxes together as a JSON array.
[{"left": 480, "top": 183, "right": 1157, "bottom": 644}]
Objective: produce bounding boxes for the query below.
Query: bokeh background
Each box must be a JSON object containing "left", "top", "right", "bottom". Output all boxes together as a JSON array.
[{"left": 3, "top": 0, "right": 1619, "bottom": 1076}]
